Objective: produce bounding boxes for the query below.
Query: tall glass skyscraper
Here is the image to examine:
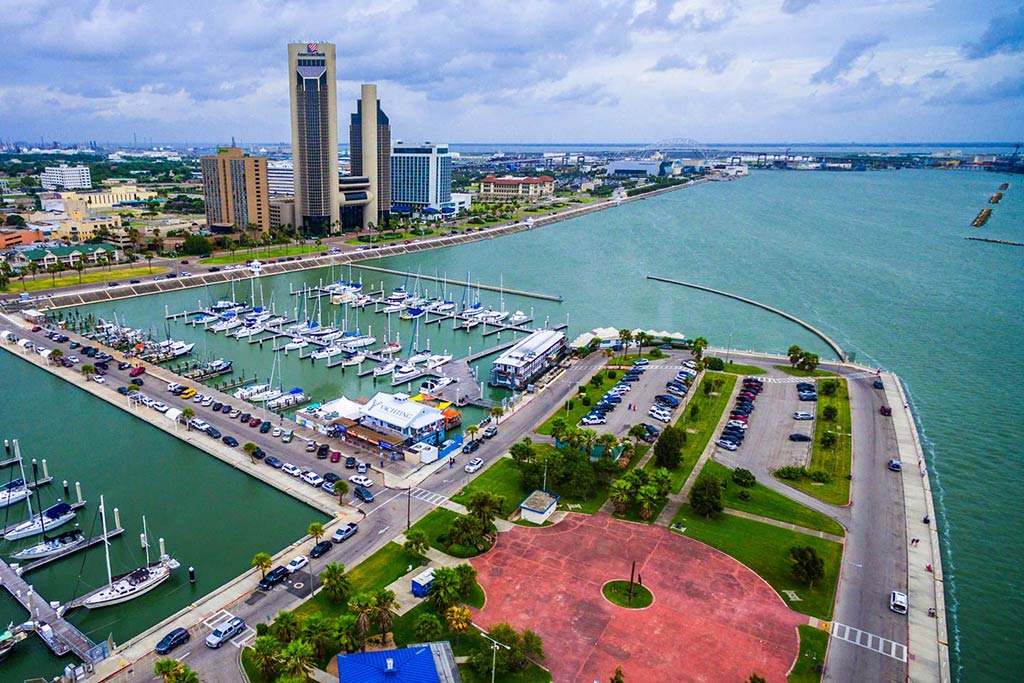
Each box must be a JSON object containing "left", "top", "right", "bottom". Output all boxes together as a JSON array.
[{"left": 288, "top": 42, "right": 339, "bottom": 235}]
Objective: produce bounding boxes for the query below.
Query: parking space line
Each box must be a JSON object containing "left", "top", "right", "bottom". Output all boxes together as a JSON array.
[
  {"left": 203, "top": 609, "right": 233, "bottom": 629},
  {"left": 231, "top": 626, "right": 256, "bottom": 648},
  {"left": 830, "top": 621, "right": 907, "bottom": 662}
]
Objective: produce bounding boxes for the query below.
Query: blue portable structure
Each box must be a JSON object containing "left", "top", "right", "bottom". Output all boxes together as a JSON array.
[{"left": 411, "top": 567, "right": 435, "bottom": 598}]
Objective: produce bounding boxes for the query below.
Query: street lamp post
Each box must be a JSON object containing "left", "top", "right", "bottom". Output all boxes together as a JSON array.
[{"left": 478, "top": 630, "right": 511, "bottom": 683}]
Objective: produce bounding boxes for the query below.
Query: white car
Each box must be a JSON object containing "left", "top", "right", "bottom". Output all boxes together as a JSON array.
[
  {"left": 301, "top": 471, "right": 324, "bottom": 487},
  {"left": 282, "top": 463, "right": 302, "bottom": 477},
  {"left": 726, "top": 420, "right": 748, "bottom": 430},
  {"left": 272, "top": 427, "right": 283, "bottom": 438},
  {"left": 141, "top": 397, "right": 155, "bottom": 407},
  {"left": 464, "top": 457, "right": 484, "bottom": 473},
  {"left": 348, "top": 474, "right": 374, "bottom": 488},
  {"left": 716, "top": 439, "right": 739, "bottom": 451},
  {"left": 193, "top": 393, "right": 206, "bottom": 403},
  {"left": 152, "top": 402, "right": 169, "bottom": 413},
  {"left": 793, "top": 412, "right": 815, "bottom": 421},
  {"left": 285, "top": 555, "right": 309, "bottom": 574},
  {"left": 580, "top": 415, "right": 607, "bottom": 426},
  {"left": 93, "top": 375, "right": 106, "bottom": 384},
  {"left": 649, "top": 410, "right": 671, "bottom": 424},
  {"left": 889, "top": 590, "right": 908, "bottom": 614},
  {"left": 201, "top": 396, "right": 214, "bottom": 406},
  {"left": 167, "top": 382, "right": 182, "bottom": 392},
  {"left": 67, "top": 355, "right": 79, "bottom": 363},
  {"left": 683, "top": 360, "right": 697, "bottom": 369}
]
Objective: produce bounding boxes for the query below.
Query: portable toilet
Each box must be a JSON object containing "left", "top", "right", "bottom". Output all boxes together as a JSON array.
[{"left": 411, "top": 567, "right": 435, "bottom": 598}]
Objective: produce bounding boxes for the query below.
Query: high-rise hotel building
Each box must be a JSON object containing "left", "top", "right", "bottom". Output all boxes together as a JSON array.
[
  {"left": 200, "top": 147, "right": 270, "bottom": 233},
  {"left": 288, "top": 42, "right": 339, "bottom": 235}
]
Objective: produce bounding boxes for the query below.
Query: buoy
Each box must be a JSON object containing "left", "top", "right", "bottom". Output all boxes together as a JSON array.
[{"left": 188, "top": 566, "right": 196, "bottom": 583}]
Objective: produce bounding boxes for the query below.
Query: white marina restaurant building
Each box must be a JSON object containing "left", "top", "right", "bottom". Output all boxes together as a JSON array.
[
  {"left": 489, "top": 329, "right": 567, "bottom": 390},
  {"left": 295, "top": 392, "right": 446, "bottom": 455}
]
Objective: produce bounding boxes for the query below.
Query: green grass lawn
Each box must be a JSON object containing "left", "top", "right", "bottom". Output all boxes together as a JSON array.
[
  {"left": 702, "top": 461, "right": 845, "bottom": 536},
  {"left": 604, "top": 350, "right": 669, "bottom": 366},
  {"left": 408, "top": 507, "right": 462, "bottom": 550},
  {"left": 7, "top": 265, "right": 170, "bottom": 292},
  {"left": 774, "top": 365, "right": 836, "bottom": 378},
  {"left": 603, "top": 580, "right": 653, "bottom": 608},
  {"left": 240, "top": 647, "right": 270, "bottom": 683},
  {"left": 781, "top": 379, "right": 852, "bottom": 505},
  {"left": 451, "top": 458, "right": 529, "bottom": 518},
  {"left": 536, "top": 368, "right": 624, "bottom": 435},
  {"left": 343, "top": 230, "right": 438, "bottom": 245},
  {"left": 295, "top": 543, "right": 422, "bottom": 620},
  {"left": 671, "top": 505, "right": 842, "bottom": 620},
  {"left": 201, "top": 244, "right": 322, "bottom": 264},
  {"left": 789, "top": 625, "right": 830, "bottom": 683},
  {"left": 460, "top": 663, "right": 551, "bottom": 683},
  {"left": 720, "top": 361, "right": 766, "bottom": 375},
  {"left": 646, "top": 372, "right": 737, "bottom": 494}
]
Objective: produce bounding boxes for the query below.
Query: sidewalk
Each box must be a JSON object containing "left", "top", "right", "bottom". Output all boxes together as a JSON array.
[{"left": 884, "top": 373, "right": 951, "bottom": 683}]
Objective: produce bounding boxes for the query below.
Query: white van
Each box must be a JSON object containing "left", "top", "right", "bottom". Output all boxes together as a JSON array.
[{"left": 889, "top": 591, "right": 908, "bottom": 614}]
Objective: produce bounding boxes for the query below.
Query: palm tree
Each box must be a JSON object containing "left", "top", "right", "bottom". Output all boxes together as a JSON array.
[
  {"left": 414, "top": 613, "right": 443, "bottom": 642},
  {"left": 80, "top": 364, "right": 95, "bottom": 380},
  {"left": 467, "top": 490, "right": 505, "bottom": 530},
  {"left": 580, "top": 428, "right": 599, "bottom": 455},
  {"left": 403, "top": 529, "right": 429, "bottom": 557},
  {"left": 609, "top": 479, "right": 632, "bottom": 514},
  {"left": 348, "top": 593, "right": 376, "bottom": 651},
  {"left": 549, "top": 417, "right": 568, "bottom": 443},
  {"left": 636, "top": 331, "right": 653, "bottom": 356},
  {"left": 181, "top": 406, "right": 195, "bottom": 429},
  {"left": 334, "top": 614, "right": 359, "bottom": 654},
  {"left": 429, "top": 567, "right": 462, "bottom": 612},
  {"left": 249, "top": 635, "right": 282, "bottom": 679},
  {"left": 173, "top": 665, "right": 200, "bottom": 683},
  {"left": 465, "top": 424, "right": 480, "bottom": 442},
  {"left": 490, "top": 405, "right": 504, "bottom": 422},
  {"left": 371, "top": 588, "right": 398, "bottom": 640},
  {"left": 651, "top": 468, "right": 673, "bottom": 498},
  {"left": 48, "top": 348, "right": 63, "bottom": 365},
  {"left": 690, "top": 336, "right": 709, "bottom": 363},
  {"left": 27, "top": 261, "right": 38, "bottom": 284},
  {"left": 252, "top": 552, "right": 272, "bottom": 578},
  {"left": 144, "top": 251, "right": 154, "bottom": 273},
  {"left": 73, "top": 261, "right": 85, "bottom": 283},
  {"left": 279, "top": 638, "right": 314, "bottom": 678},
  {"left": 320, "top": 562, "right": 351, "bottom": 602},
  {"left": 243, "top": 441, "right": 257, "bottom": 462},
  {"left": 618, "top": 328, "right": 634, "bottom": 357},
  {"left": 332, "top": 479, "right": 349, "bottom": 504},
  {"left": 301, "top": 613, "right": 334, "bottom": 658},
  {"left": 636, "top": 484, "right": 660, "bottom": 520},
  {"left": 628, "top": 424, "right": 649, "bottom": 447},
  {"left": 153, "top": 658, "right": 182, "bottom": 682},
  {"left": 445, "top": 605, "right": 472, "bottom": 645},
  {"left": 308, "top": 521, "right": 325, "bottom": 544},
  {"left": 271, "top": 610, "right": 301, "bottom": 644},
  {"left": 597, "top": 432, "right": 618, "bottom": 455}
]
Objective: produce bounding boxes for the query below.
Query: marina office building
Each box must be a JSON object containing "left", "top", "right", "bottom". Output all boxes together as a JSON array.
[
  {"left": 391, "top": 142, "right": 453, "bottom": 211},
  {"left": 288, "top": 41, "right": 340, "bottom": 235},
  {"left": 489, "top": 329, "right": 567, "bottom": 390}
]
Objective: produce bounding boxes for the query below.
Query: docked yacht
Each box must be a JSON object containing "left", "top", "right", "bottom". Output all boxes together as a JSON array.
[
  {"left": 408, "top": 349, "right": 432, "bottom": 365},
  {"left": 373, "top": 360, "right": 397, "bottom": 377},
  {"left": 232, "top": 324, "right": 264, "bottom": 339},
  {"left": 249, "top": 386, "right": 283, "bottom": 403},
  {"left": 385, "top": 287, "right": 409, "bottom": 304},
  {"left": 4, "top": 502, "right": 77, "bottom": 541},
  {"left": 391, "top": 364, "right": 420, "bottom": 384},
  {"left": 424, "top": 353, "right": 452, "bottom": 370},
  {"left": 311, "top": 346, "right": 343, "bottom": 360},
  {"left": 427, "top": 300, "right": 457, "bottom": 314},
  {"left": 267, "top": 388, "right": 306, "bottom": 410},
  {"left": 156, "top": 340, "right": 195, "bottom": 358},
  {"left": 11, "top": 528, "right": 87, "bottom": 561},
  {"left": 508, "top": 310, "right": 529, "bottom": 326},
  {"left": 204, "top": 358, "right": 233, "bottom": 374},
  {"left": 340, "top": 333, "right": 377, "bottom": 349},
  {"left": 460, "top": 318, "right": 480, "bottom": 330},
  {"left": 381, "top": 302, "right": 406, "bottom": 314},
  {"left": 400, "top": 307, "right": 426, "bottom": 320},
  {"left": 420, "top": 377, "right": 456, "bottom": 394},
  {"left": 209, "top": 315, "right": 242, "bottom": 333},
  {"left": 0, "top": 480, "right": 31, "bottom": 510},
  {"left": 234, "top": 383, "right": 269, "bottom": 400},
  {"left": 283, "top": 337, "right": 309, "bottom": 351},
  {"left": 341, "top": 353, "right": 365, "bottom": 367}
]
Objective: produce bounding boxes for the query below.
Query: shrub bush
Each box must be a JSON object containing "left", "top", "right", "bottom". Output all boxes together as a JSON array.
[
  {"left": 706, "top": 356, "right": 725, "bottom": 371},
  {"left": 809, "top": 470, "right": 833, "bottom": 483},
  {"left": 581, "top": 396, "right": 591, "bottom": 406},
  {"left": 775, "top": 466, "right": 808, "bottom": 480},
  {"left": 738, "top": 489, "right": 752, "bottom": 501},
  {"left": 607, "top": 370, "right": 617, "bottom": 379},
  {"left": 820, "top": 379, "right": 839, "bottom": 396},
  {"left": 732, "top": 468, "right": 756, "bottom": 487}
]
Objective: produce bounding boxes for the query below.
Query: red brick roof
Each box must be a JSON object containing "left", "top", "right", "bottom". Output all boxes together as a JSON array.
[{"left": 481, "top": 175, "right": 554, "bottom": 185}]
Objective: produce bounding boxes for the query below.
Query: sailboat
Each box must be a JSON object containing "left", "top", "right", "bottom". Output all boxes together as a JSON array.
[
  {"left": 3, "top": 452, "right": 76, "bottom": 541},
  {"left": 250, "top": 353, "right": 284, "bottom": 402},
  {"left": 0, "top": 479, "right": 31, "bottom": 510},
  {"left": 82, "top": 502, "right": 178, "bottom": 609},
  {"left": 234, "top": 383, "right": 269, "bottom": 400},
  {"left": 11, "top": 528, "right": 87, "bottom": 561},
  {"left": 373, "top": 359, "right": 397, "bottom": 377}
]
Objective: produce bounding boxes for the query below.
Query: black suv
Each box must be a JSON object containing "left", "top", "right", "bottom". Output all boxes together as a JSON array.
[
  {"left": 258, "top": 566, "right": 289, "bottom": 590},
  {"left": 317, "top": 443, "right": 331, "bottom": 459}
]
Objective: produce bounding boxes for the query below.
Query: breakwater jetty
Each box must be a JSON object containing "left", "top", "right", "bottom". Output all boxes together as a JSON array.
[
  {"left": 964, "top": 236, "right": 1024, "bottom": 248},
  {"left": 646, "top": 274, "right": 848, "bottom": 362}
]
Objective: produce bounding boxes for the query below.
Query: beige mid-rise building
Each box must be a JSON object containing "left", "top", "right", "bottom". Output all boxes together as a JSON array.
[
  {"left": 477, "top": 175, "right": 555, "bottom": 201},
  {"left": 288, "top": 42, "right": 340, "bottom": 235},
  {"left": 200, "top": 147, "right": 270, "bottom": 233},
  {"left": 45, "top": 185, "right": 156, "bottom": 212}
]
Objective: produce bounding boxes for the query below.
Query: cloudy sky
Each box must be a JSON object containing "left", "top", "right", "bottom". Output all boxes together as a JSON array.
[{"left": 2, "top": 0, "right": 1022, "bottom": 144}]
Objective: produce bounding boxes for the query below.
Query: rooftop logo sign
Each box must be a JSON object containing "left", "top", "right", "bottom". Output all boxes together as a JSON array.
[{"left": 307, "top": 42, "right": 319, "bottom": 54}]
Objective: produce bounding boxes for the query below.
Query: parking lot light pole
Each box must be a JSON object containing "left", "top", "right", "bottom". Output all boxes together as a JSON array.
[{"left": 478, "top": 630, "right": 510, "bottom": 683}]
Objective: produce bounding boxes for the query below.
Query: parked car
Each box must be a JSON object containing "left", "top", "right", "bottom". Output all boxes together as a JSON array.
[
  {"left": 239, "top": 412, "right": 252, "bottom": 423},
  {"left": 464, "top": 457, "right": 484, "bottom": 473},
  {"left": 793, "top": 412, "right": 815, "bottom": 420},
  {"left": 155, "top": 627, "right": 190, "bottom": 655},
  {"left": 789, "top": 433, "right": 812, "bottom": 442},
  {"left": 129, "top": 366, "right": 146, "bottom": 378},
  {"left": 344, "top": 456, "right": 357, "bottom": 469},
  {"left": 317, "top": 443, "right": 331, "bottom": 459},
  {"left": 462, "top": 439, "right": 481, "bottom": 454},
  {"left": 580, "top": 415, "right": 607, "bottom": 426},
  {"left": 482, "top": 426, "right": 498, "bottom": 439},
  {"left": 222, "top": 436, "right": 239, "bottom": 447},
  {"left": 873, "top": 379, "right": 884, "bottom": 390},
  {"left": 282, "top": 463, "right": 302, "bottom": 477},
  {"left": 329, "top": 450, "right": 341, "bottom": 463},
  {"left": 265, "top": 456, "right": 283, "bottom": 468},
  {"left": 205, "top": 617, "right": 245, "bottom": 648},
  {"left": 888, "top": 459, "right": 902, "bottom": 472},
  {"left": 305, "top": 440, "right": 317, "bottom": 452},
  {"left": 332, "top": 522, "right": 359, "bottom": 543},
  {"left": 310, "top": 540, "right": 333, "bottom": 559},
  {"left": 257, "top": 567, "right": 289, "bottom": 591},
  {"left": 301, "top": 471, "right": 324, "bottom": 487},
  {"left": 205, "top": 426, "right": 222, "bottom": 439},
  {"left": 348, "top": 474, "right": 374, "bottom": 488},
  {"left": 353, "top": 485, "right": 374, "bottom": 503},
  {"left": 716, "top": 439, "right": 739, "bottom": 451},
  {"left": 880, "top": 405, "right": 893, "bottom": 416},
  {"left": 282, "top": 429, "right": 293, "bottom": 443}
]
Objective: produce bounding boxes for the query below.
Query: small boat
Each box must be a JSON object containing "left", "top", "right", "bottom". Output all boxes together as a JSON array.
[
  {"left": 234, "top": 383, "right": 269, "bottom": 400},
  {"left": 191, "top": 312, "right": 219, "bottom": 325},
  {"left": 205, "top": 358, "right": 233, "bottom": 374},
  {"left": 428, "top": 300, "right": 457, "bottom": 314},
  {"left": 11, "top": 528, "right": 87, "bottom": 561},
  {"left": 81, "top": 503, "right": 178, "bottom": 610},
  {"left": 421, "top": 377, "right": 456, "bottom": 394},
  {"left": 382, "top": 303, "right": 405, "bottom": 314},
  {"left": 461, "top": 318, "right": 480, "bottom": 330},
  {"left": 341, "top": 353, "right": 365, "bottom": 367},
  {"left": 0, "top": 480, "right": 31, "bottom": 510},
  {"left": 311, "top": 346, "right": 343, "bottom": 360},
  {"left": 249, "top": 387, "right": 283, "bottom": 403},
  {"left": 391, "top": 364, "right": 419, "bottom": 384},
  {"left": 4, "top": 502, "right": 77, "bottom": 541},
  {"left": 379, "top": 341, "right": 402, "bottom": 355},
  {"left": 385, "top": 287, "right": 409, "bottom": 304},
  {"left": 483, "top": 311, "right": 510, "bottom": 324},
  {"left": 509, "top": 310, "right": 529, "bottom": 325},
  {"left": 408, "top": 349, "right": 432, "bottom": 365},
  {"left": 373, "top": 360, "right": 397, "bottom": 377},
  {"left": 350, "top": 295, "right": 374, "bottom": 308},
  {"left": 156, "top": 340, "right": 195, "bottom": 358},
  {"left": 232, "top": 324, "right": 264, "bottom": 339},
  {"left": 424, "top": 353, "right": 452, "bottom": 370},
  {"left": 210, "top": 299, "right": 240, "bottom": 311},
  {"left": 267, "top": 388, "right": 306, "bottom": 410},
  {"left": 0, "top": 625, "right": 29, "bottom": 661},
  {"left": 340, "top": 334, "right": 377, "bottom": 349},
  {"left": 400, "top": 307, "right": 426, "bottom": 320},
  {"left": 283, "top": 338, "right": 309, "bottom": 351}
]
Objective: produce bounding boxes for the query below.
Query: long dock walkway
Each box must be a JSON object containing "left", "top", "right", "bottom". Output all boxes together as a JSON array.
[
  {"left": 0, "top": 558, "right": 96, "bottom": 660},
  {"left": 646, "top": 274, "right": 848, "bottom": 361},
  {"left": 331, "top": 265, "right": 564, "bottom": 302}
]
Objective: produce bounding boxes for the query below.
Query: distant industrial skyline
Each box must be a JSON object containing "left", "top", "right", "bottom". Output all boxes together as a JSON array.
[{"left": 2, "top": 1, "right": 1022, "bottom": 144}]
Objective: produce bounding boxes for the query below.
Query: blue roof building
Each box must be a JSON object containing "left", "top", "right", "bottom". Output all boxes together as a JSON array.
[{"left": 336, "top": 642, "right": 461, "bottom": 683}]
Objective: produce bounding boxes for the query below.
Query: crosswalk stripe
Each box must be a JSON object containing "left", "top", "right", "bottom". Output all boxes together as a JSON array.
[{"left": 830, "top": 621, "right": 907, "bottom": 662}]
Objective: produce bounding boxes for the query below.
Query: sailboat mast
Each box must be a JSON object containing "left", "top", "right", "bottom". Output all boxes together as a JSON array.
[
  {"left": 31, "top": 460, "right": 46, "bottom": 537},
  {"left": 100, "top": 495, "right": 112, "bottom": 588},
  {"left": 15, "top": 441, "right": 33, "bottom": 519},
  {"left": 143, "top": 515, "right": 151, "bottom": 566}
]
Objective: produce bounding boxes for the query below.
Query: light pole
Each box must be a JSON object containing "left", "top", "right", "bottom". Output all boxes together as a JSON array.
[{"left": 478, "top": 629, "right": 511, "bottom": 683}]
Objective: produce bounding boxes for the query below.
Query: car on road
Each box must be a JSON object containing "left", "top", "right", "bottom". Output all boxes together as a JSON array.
[
  {"left": 285, "top": 555, "right": 309, "bottom": 574},
  {"left": 205, "top": 616, "right": 245, "bottom": 648},
  {"left": 716, "top": 439, "right": 739, "bottom": 451},
  {"left": 129, "top": 366, "right": 146, "bottom": 378},
  {"left": 222, "top": 436, "right": 239, "bottom": 447},
  {"left": 465, "top": 457, "right": 484, "bottom": 473},
  {"left": 482, "top": 426, "right": 498, "bottom": 439},
  {"left": 92, "top": 375, "right": 106, "bottom": 383},
  {"left": 888, "top": 459, "right": 902, "bottom": 472},
  {"left": 282, "top": 463, "right": 302, "bottom": 477},
  {"left": 873, "top": 379, "right": 884, "bottom": 389},
  {"left": 265, "top": 456, "right": 283, "bottom": 468},
  {"left": 880, "top": 405, "right": 893, "bottom": 416},
  {"left": 889, "top": 590, "right": 908, "bottom": 614},
  {"left": 154, "top": 627, "right": 190, "bottom": 655},
  {"left": 633, "top": 358, "right": 649, "bottom": 367},
  {"left": 348, "top": 474, "right": 374, "bottom": 488},
  {"left": 310, "top": 540, "right": 333, "bottom": 559},
  {"left": 272, "top": 426, "right": 282, "bottom": 437},
  {"left": 229, "top": 410, "right": 241, "bottom": 418},
  {"left": 789, "top": 433, "right": 812, "bottom": 442},
  {"left": 260, "top": 421, "right": 272, "bottom": 434},
  {"left": 462, "top": 439, "right": 481, "bottom": 454},
  {"left": 353, "top": 485, "right": 374, "bottom": 503},
  {"left": 317, "top": 443, "right": 331, "bottom": 459},
  {"left": 258, "top": 567, "right": 289, "bottom": 591},
  {"left": 282, "top": 429, "right": 293, "bottom": 443},
  {"left": 239, "top": 412, "right": 252, "bottom": 423},
  {"left": 305, "top": 440, "right": 317, "bottom": 452},
  {"left": 332, "top": 523, "right": 359, "bottom": 543},
  {"left": 793, "top": 412, "right": 814, "bottom": 420}
]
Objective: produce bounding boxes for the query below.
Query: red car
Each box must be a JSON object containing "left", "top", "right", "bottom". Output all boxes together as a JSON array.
[
  {"left": 31, "top": 325, "right": 42, "bottom": 332},
  {"left": 249, "top": 417, "right": 262, "bottom": 428},
  {"left": 329, "top": 450, "right": 341, "bottom": 463},
  {"left": 129, "top": 367, "right": 146, "bottom": 377}
]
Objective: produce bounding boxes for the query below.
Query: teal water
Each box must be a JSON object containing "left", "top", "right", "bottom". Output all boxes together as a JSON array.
[
  {"left": 45, "top": 169, "right": 1024, "bottom": 681},
  {"left": 0, "top": 354, "right": 326, "bottom": 680}
]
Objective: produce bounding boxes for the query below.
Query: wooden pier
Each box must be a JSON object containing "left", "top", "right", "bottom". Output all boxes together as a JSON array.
[
  {"left": 19, "top": 526, "right": 125, "bottom": 574},
  {"left": 349, "top": 265, "right": 564, "bottom": 302}
]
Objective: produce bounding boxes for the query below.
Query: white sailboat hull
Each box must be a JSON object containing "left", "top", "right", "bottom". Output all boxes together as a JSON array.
[
  {"left": 83, "top": 564, "right": 173, "bottom": 609},
  {"left": 0, "top": 488, "right": 31, "bottom": 509},
  {"left": 4, "top": 510, "right": 77, "bottom": 541}
]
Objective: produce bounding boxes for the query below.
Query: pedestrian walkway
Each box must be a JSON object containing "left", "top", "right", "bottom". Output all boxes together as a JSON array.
[
  {"left": 884, "top": 374, "right": 951, "bottom": 683},
  {"left": 830, "top": 622, "right": 908, "bottom": 662},
  {"left": 723, "top": 508, "right": 845, "bottom": 543}
]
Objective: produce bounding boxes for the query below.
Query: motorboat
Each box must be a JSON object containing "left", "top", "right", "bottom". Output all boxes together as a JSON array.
[
  {"left": 0, "top": 480, "right": 31, "bottom": 510},
  {"left": 307, "top": 326, "right": 339, "bottom": 339},
  {"left": 373, "top": 360, "right": 397, "bottom": 377},
  {"left": 4, "top": 502, "right": 77, "bottom": 541},
  {"left": 408, "top": 349, "right": 432, "bottom": 365},
  {"left": 11, "top": 528, "right": 87, "bottom": 561},
  {"left": 249, "top": 387, "right": 283, "bottom": 402},
  {"left": 482, "top": 311, "right": 510, "bottom": 324},
  {"left": 209, "top": 316, "right": 242, "bottom": 333},
  {"left": 428, "top": 300, "right": 457, "bottom": 314},
  {"left": 156, "top": 340, "right": 195, "bottom": 358},
  {"left": 267, "top": 388, "right": 306, "bottom": 410},
  {"left": 349, "top": 295, "right": 374, "bottom": 308},
  {"left": 400, "top": 307, "right": 426, "bottom": 320},
  {"left": 191, "top": 312, "right": 219, "bottom": 325},
  {"left": 311, "top": 346, "right": 343, "bottom": 360},
  {"left": 391, "top": 364, "right": 420, "bottom": 384},
  {"left": 421, "top": 377, "right": 456, "bottom": 394},
  {"left": 0, "top": 625, "right": 28, "bottom": 661},
  {"left": 424, "top": 353, "right": 452, "bottom": 370},
  {"left": 205, "top": 358, "right": 233, "bottom": 374},
  {"left": 341, "top": 353, "right": 365, "bottom": 367},
  {"left": 509, "top": 310, "right": 529, "bottom": 325},
  {"left": 283, "top": 338, "right": 309, "bottom": 351},
  {"left": 80, "top": 503, "right": 178, "bottom": 609},
  {"left": 234, "top": 383, "right": 269, "bottom": 400},
  {"left": 210, "top": 299, "right": 240, "bottom": 311},
  {"left": 461, "top": 318, "right": 480, "bottom": 330},
  {"left": 385, "top": 287, "right": 409, "bottom": 304}
]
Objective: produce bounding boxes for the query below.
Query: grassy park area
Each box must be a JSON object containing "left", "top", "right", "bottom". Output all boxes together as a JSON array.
[
  {"left": 781, "top": 378, "right": 853, "bottom": 505},
  {"left": 774, "top": 365, "right": 836, "bottom": 378},
  {"left": 721, "top": 361, "right": 766, "bottom": 375},
  {"left": 7, "top": 265, "right": 169, "bottom": 292},
  {"left": 788, "top": 625, "right": 830, "bottom": 683},
  {"left": 451, "top": 458, "right": 528, "bottom": 518},
  {"left": 201, "top": 244, "right": 321, "bottom": 264}
]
